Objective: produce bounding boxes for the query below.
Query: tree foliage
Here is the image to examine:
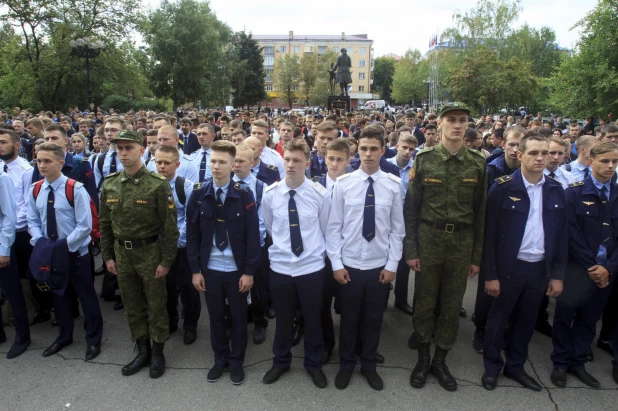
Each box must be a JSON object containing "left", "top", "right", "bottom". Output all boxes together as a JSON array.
[
  {"left": 372, "top": 57, "right": 395, "bottom": 102},
  {"left": 274, "top": 54, "right": 300, "bottom": 109},
  {"left": 391, "top": 50, "right": 429, "bottom": 104},
  {"left": 308, "top": 50, "right": 338, "bottom": 107},
  {"left": 230, "top": 31, "right": 266, "bottom": 109},
  {"left": 299, "top": 52, "right": 318, "bottom": 106}
]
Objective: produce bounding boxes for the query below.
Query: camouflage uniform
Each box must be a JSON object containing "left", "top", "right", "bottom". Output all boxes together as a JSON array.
[
  {"left": 404, "top": 140, "right": 487, "bottom": 350},
  {"left": 99, "top": 131, "right": 179, "bottom": 344}
]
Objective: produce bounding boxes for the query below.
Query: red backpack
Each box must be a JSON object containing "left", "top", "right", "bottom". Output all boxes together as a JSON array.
[{"left": 33, "top": 178, "right": 101, "bottom": 243}]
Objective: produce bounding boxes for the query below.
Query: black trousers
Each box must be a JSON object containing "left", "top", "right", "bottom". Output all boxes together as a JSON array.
[
  {"left": 599, "top": 279, "right": 618, "bottom": 341},
  {"left": 248, "top": 246, "right": 268, "bottom": 327},
  {"left": 166, "top": 248, "right": 201, "bottom": 332},
  {"left": 270, "top": 269, "right": 324, "bottom": 371},
  {"left": 16, "top": 230, "right": 52, "bottom": 313},
  {"left": 0, "top": 247, "right": 30, "bottom": 345},
  {"left": 394, "top": 257, "right": 410, "bottom": 305},
  {"left": 53, "top": 253, "right": 103, "bottom": 346},
  {"left": 321, "top": 258, "right": 338, "bottom": 351},
  {"left": 204, "top": 269, "right": 247, "bottom": 368},
  {"left": 339, "top": 265, "right": 388, "bottom": 372}
]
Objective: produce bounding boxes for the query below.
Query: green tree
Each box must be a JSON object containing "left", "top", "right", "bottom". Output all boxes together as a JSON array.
[
  {"left": 274, "top": 54, "right": 300, "bottom": 109},
  {"left": 299, "top": 52, "right": 318, "bottom": 105},
  {"left": 391, "top": 50, "right": 429, "bottom": 104},
  {"left": 371, "top": 57, "right": 395, "bottom": 102},
  {"left": 230, "top": 31, "right": 266, "bottom": 109},
  {"left": 308, "top": 50, "right": 338, "bottom": 107}
]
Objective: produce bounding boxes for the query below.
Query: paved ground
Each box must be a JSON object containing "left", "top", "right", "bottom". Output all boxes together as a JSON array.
[{"left": 1, "top": 275, "right": 617, "bottom": 411}]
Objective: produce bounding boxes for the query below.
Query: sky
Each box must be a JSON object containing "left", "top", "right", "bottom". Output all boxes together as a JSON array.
[{"left": 143, "top": 0, "right": 598, "bottom": 56}]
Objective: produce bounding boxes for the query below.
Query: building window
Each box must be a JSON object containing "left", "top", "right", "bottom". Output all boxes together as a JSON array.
[
  {"left": 304, "top": 46, "right": 314, "bottom": 53},
  {"left": 370, "top": 73, "right": 374, "bottom": 80},
  {"left": 292, "top": 85, "right": 299, "bottom": 91},
  {"left": 359, "top": 72, "right": 365, "bottom": 80},
  {"left": 264, "top": 46, "right": 274, "bottom": 54},
  {"left": 332, "top": 46, "right": 339, "bottom": 53},
  {"left": 265, "top": 85, "right": 273, "bottom": 91},
  {"left": 318, "top": 46, "right": 327, "bottom": 54},
  {"left": 359, "top": 86, "right": 365, "bottom": 92},
  {"left": 359, "top": 60, "right": 366, "bottom": 67},
  {"left": 265, "top": 68, "right": 274, "bottom": 77},
  {"left": 360, "top": 47, "right": 366, "bottom": 54},
  {"left": 371, "top": 59, "right": 375, "bottom": 68},
  {"left": 294, "top": 46, "right": 300, "bottom": 53},
  {"left": 264, "top": 56, "right": 274, "bottom": 65},
  {"left": 279, "top": 46, "right": 287, "bottom": 53}
]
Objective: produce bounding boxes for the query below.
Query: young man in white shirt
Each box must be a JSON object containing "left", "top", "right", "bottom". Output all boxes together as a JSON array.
[
  {"left": 327, "top": 125, "right": 405, "bottom": 391},
  {"left": 545, "top": 137, "right": 576, "bottom": 189}
]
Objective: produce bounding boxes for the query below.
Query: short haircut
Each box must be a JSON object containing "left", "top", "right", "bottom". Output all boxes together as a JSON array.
[
  {"left": 388, "top": 131, "right": 400, "bottom": 145},
  {"left": 425, "top": 124, "right": 437, "bottom": 132},
  {"left": 156, "top": 145, "right": 180, "bottom": 161},
  {"left": 548, "top": 136, "right": 570, "bottom": 151},
  {"left": 230, "top": 119, "right": 242, "bottom": 129},
  {"left": 251, "top": 120, "right": 269, "bottom": 131},
  {"left": 399, "top": 134, "right": 418, "bottom": 146},
  {"left": 79, "top": 119, "right": 91, "bottom": 126},
  {"left": 211, "top": 140, "right": 236, "bottom": 158},
  {"left": 37, "top": 142, "right": 65, "bottom": 160},
  {"left": 492, "top": 128, "right": 505, "bottom": 140},
  {"left": 283, "top": 138, "right": 310, "bottom": 160},
  {"left": 537, "top": 127, "right": 553, "bottom": 137},
  {"left": 280, "top": 121, "right": 295, "bottom": 129},
  {"left": 26, "top": 118, "right": 44, "bottom": 129},
  {"left": 45, "top": 123, "right": 68, "bottom": 138},
  {"left": 60, "top": 116, "right": 72, "bottom": 124},
  {"left": 315, "top": 121, "right": 338, "bottom": 135},
  {"left": 427, "top": 113, "right": 437, "bottom": 120},
  {"left": 398, "top": 125, "right": 413, "bottom": 134},
  {"left": 153, "top": 115, "right": 170, "bottom": 125},
  {"left": 235, "top": 143, "right": 254, "bottom": 157},
  {"left": 71, "top": 133, "right": 86, "bottom": 144},
  {"left": 463, "top": 128, "right": 478, "bottom": 141},
  {"left": 231, "top": 129, "right": 247, "bottom": 139},
  {"left": 158, "top": 125, "right": 178, "bottom": 138},
  {"left": 146, "top": 129, "right": 158, "bottom": 137},
  {"left": 358, "top": 118, "right": 369, "bottom": 127},
  {"left": 570, "top": 122, "right": 581, "bottom": 129},
  {"left": 359, "top": 125, "right": 385, "bottom": 147},
  {"left": 219, "top": 115, "right": 230, "bottom": 123},
  {"left": 575, "top": 135, "right": 600, "bottom": 150},
  {"left": 503, "top": 125, "right": 526, "bottom": 143},
  {"left": 590, "top": 142, "right": 618, "bottom": 158},
  {"left": 105, "top": 116, "right": 126, "bottom": 129},
  {"left": 197, "top": 123, "right": 215, "bottom": 134},
  {"left": 325, "top": 138, "right": 351, "bottom": 158},
  {"left": 179, "top": 118, "right": 191, "bottom": 125},
  {"left": 405, "top": 112, "right": 417, "bottom": 119},
  {"left": 601, "top": 124, "right": 618, "bottom": 137},
  {"left": 0, "top": 128, "right": 19, "bottom": 143},
  {"left": 520, "top": 133, "right": 548, "bottom": 153}
]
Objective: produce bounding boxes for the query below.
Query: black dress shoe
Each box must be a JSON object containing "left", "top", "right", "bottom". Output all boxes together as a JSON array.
[
  {"left": 375, "top": 352, "right": 385, "bottom": 364},
  {"left": 596, "top": 339, "right": 613, "bottom": 355},
  {"left": 612, "top": 368, "right": 618, "bottom": 385},
  {"left": 459, "top": 307, "right": 467, "bottom": 317},
  {"left": 586, "top": 345, "right": 594, "bottom": 362},
  {"left": 169, "top": 323, "right": 178, "bottom": 334},
  {"left": 361, "top": 369, "right": 384, "bottom": 390},
  {"left": 51, "top": 320, "right": 58, "bottom": 327},
  {"left": 394, "top": 303, "right": 414, "bottom": 316},
  {"left": 472, "top": 330, "right": 484, "bottom": 354},
  {"left": 408, "top": 332, "right": 419, "bottom": 350},
  {"left": 551, "top": 368, "right": 567, "bottom": 388},
  {"left": 230, "top": 367, "right": 245, "bottom": 385},
  {"left": 113, "top": 301, "right": 124, "bottom": 311},
  {"left": 321, "top": 348, "right": 333, "bottom": 365},
  {"left": 503, "top": 370, "right": 542, "bottom": 391},
  {"left": 535, "top": 320, "right": 553, "bottom": 338},
  {"left": 253, "top": 325, "right": 266, "bottom": 344},
  {"left": 482, "top": 373, "right": 497, "bottom": 390},
  {"left": 292, "top": 325, "right": 304, "bottom": 347},
  {"left": 6, "top": 339, "right": 31, "bottom": 359},
  {"left": 266, "top": 308, "right": 276, "bottom": 319},
  {"left": 567, "top": 368, "right": 600, "bottom": 388},
  {"left": 184, "top": 330, "right": 197, "bottom": 345},
  {"left": 263, "top": 366, "right": 289, "bottom": 384},
  {"left": 335, "top": 368, "right": 353, "bottom": 390},
  {"left": 85, "top": 344, "right": 101, "bottom": 360},
  {"left": 0, "top": 329, "right": 6, "bottom": 345},
  {"left": 308, "top": 369, "right": 328, "bottom": 388},
  {"left": 42, "top": 340, "right": 73, "bottom": 357},
  {"left": 207, "top": 364, "right": 228, "bottom": 382},
  {"left": 32, "top": 311, "right": 51, "bottom": 324}
]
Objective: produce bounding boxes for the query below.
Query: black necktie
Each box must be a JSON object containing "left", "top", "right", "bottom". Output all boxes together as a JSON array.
[
  {"left": 215, "top": 188, "right": 227, "bottom": 251},
  {"left": 3, "top": 164, "right": 7, "bottom": 173},
  {"left": 110, "top": 151, "right": 117, "bottom": 173},
  {"left": 363, "top": 177, "right": 375, "bottom": 242},
  {"left": 319, "top": 161, "right": 327, "bottom": 176},
  {"left": 47, "top": 186, "right": 58, "bottom": 240},
  {"left": 289, "top": 190, "right": 303, "bottom": 256},
  {"left": 584, "top": 167, "right": 590, "bottom": 179},
  {"left": 549, "top": 171, "right": 556, "bottom": 179},
  {"left": 200, "top": 151, "right": 208, "bottom": 182},
  {"left": 600, "top": 186, "right": 612, "bottom": 245}
]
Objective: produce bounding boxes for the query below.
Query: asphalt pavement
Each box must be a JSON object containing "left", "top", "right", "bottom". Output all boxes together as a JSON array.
[{"left": 1, "top": 275, "right": 617, "bottom": 411}]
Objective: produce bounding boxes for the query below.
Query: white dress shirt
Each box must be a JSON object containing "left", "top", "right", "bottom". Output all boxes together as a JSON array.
[
  {"left": 93, "top": 148, "right": 125, "bottom": 188},
  {"left": 0, "top": 171, "right": 16, "bottom": 256},
  {"left": 517, "top": 173, "right": 545, "bottom": 262},
  {"left": 263, "top": 178, "right": 330, "bottom": 276},
  {"left": 325, "top": 175, "right": 336, "bottom": 192},
  {"left": 562, "top": 159, "right": 590, "bottom": 182},
  {"left": 387, "top": 156, "right": 414, "bottom": 202},
  {"left": 261, "top": 147, "right": 286, "bottom": 179},
  {"left": 327, "top": 169, "right": 405, "bottom": 272},
  {"left": 147, "top": 149, "right": 200, "bottom": 183},
  {"left": 544, "top": 167, "right": 575, "bottom": 189},
  {"left": 233, "top": 173, "right": 267, "bottom": 247},
  {"left": 189, "top": 147, "right": 212, "bottom": 181},
  {"left": 0, "top": 157, "right": 34, "bottom": 230},
  {"left": 169, "top": 175, "right": 193, "bottom": 249}
]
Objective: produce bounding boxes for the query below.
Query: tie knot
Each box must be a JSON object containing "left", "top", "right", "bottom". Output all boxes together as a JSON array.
[
  {"left": 367, "top": 177, "right": 374, "bottom": 184},
  {"left": 48, "top": 185, "right": 54, "bottom": 191},
  {"left": 289, "top": 190, "right": 296, "bottom": 198},
  {"left": 601, "top": 185, "right": 608, "bottom": 193},
  {"left": 216, "top": 188, "right": 223, "bottom": 196},
  {"left": 111, "top": 151, "right": 117, "bottom": 157}
]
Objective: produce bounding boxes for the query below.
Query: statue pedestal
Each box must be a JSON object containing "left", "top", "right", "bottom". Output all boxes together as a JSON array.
[{"left": 328, "top": 95, "right": 350, "bottom": 114}]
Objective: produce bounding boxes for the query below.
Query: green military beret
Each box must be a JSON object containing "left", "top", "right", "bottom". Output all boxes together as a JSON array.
[
  {"left": 110, "top": 129, "right": 143, "bottom": 146},
  {"left": 439, "top": 102, "right": 471, "bottom": 118}
]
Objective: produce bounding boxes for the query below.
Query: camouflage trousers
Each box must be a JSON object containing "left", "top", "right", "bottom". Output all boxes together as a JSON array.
[
  {"left": 413, "top": 223, "right": 473, "bottom": 350},
  {"left": 115, "top": 240, "right": 169, "bottom": 343}
]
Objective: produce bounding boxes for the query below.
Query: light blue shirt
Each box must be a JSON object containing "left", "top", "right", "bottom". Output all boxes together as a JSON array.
[
  {"left": 563, "top": 159, "right": 590, "bottom": 182},
  {"left": 0, "top": 171, "right": 16, "bottom": 257},
  {"left": 591, "top": 175, "right": 612, "bottom": 265},
  {"left": 0, "top": 157, "right": 34, "bottom": 230},
  {"left": 251, "top": 161, "right": 261, "bottom": 178},
  {"left": 94, "top": 148, "right": 124, "bottom": 188},
  {"left": 207, "top": 181, "right": 238, "bottom": 272},
  {"left": 189, "top": 148, "right": 212, "bottom": 181},
  {"left": 387, "top": 156, "right": 414, "bottom": 202},
  {"left": 170, "top": 175, "right": 193, "bottom": 249},
  {"left": 147, "top": 149, "right": 200, "bottom": 184},
  {"left": 27, "top": 174, "right": 92, "bottom": 255},
  {"left": 233, "top": 173, "right": 266, "bottom": 247}
]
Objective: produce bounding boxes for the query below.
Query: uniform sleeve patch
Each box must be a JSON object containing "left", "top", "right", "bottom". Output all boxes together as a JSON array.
[
  {"left": 133, "top": 199, "right": 153, "bottom": 206},
  {"left": 106, "top": 198, "right": 119, "bottom": 204},
  {"left": 267, "top": 165, "right": 279, "bottom": 171},
  {"left": 496, "top": 175, "right": 512, "bottom": 185},
  {"left": 409, "top": 168, "right": 416, "bottom": 181},
  {"left": 423, "top": 178, "right": 443, "bottom": 184},
  {"left": 461, "top": 177, "right": 478, "bottom": 184},
  {"left": 245, "top": 201, "right": 255, "bottom": 209}
]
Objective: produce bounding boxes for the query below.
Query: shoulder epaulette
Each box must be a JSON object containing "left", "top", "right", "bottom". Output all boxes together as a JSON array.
[
  {"left": 416, "top": 147, "right": 435, "bottom": 156},
  {"left": 265, "top": 180, "right": 280, "bottom": 192},
  {"left": 148, "top": 172, "right": 167, "bottom": 181},
  {"left": 495, "top": 175, "right": 512, "bottom": 185},
  {"left": 73, "top": 181, "right": 84, "bottom": 189},
  {"left": 82, "top": 157, "right": 90, "bottom": 162},
  {"left": 311, "top": 175, "right": 321, "bottom": 183},
  {"left": 182, "top": 153, "right": 192, "bottom": 160},
  {"left": 337, "top": 173, "right": 351, "bottom": 181},
  {"left": 193, "top": 182, "right": 203, "bottom": 191},
  {"left": 546, "top": 174, "right": 560, "bottom": 183},
  {"left": 21, "top": 161, "right": 33, "bottom": 170},
  {"left": 569, "top": 180, "right": 585, "bottom": 188},
  {"left": 469, "top": 148, "right": 486, "bottom": 159},
  {"left": 312, "top": 182, "right": 327, "bottom": 197},
  {"left": 106, "top": 171, "right": 121, "bottom": 179},
  {"left": 267, "top": 164, "right": 279, "bottom": 171},
  {"left": 387, "top": 173, "right": 402, "bottom": 184},
  {"left": 234, "top": 182, "right": 250, "bottom": 192}
]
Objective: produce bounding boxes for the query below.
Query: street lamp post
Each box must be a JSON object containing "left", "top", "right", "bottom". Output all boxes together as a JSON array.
[{"left": 70, "top": 37, "right": 102, "bottom": 108}]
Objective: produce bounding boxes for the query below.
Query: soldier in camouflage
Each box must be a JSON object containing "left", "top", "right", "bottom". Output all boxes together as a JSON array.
[
  {"left": 404, "top": 103, "right": 487, "bottom": 392},
  {"left": 99, "top": 130, "right": 179, "bottom": 379}
]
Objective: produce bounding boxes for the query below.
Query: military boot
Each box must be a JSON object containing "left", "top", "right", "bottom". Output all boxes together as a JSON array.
[
  {"left": 431, "top": 346, "right": 457, "bottom": 391},
  {"left": 410, "top": 343, "right": 431, "bottom": 388},
  {"left": 121, "top": 338, "right": 151, "bottom": 376},
  {"left": 149, "top": 341, "right": 166, "bottom": 379}
]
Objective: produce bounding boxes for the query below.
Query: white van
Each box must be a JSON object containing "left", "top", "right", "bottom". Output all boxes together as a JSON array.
[{"left": 359, "top": 100, "right": 386, "bottom": 111}]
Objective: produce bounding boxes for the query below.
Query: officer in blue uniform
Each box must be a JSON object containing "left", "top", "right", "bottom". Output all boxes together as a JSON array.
[
  {"left": 306, "top": 121, "right": 339, "bottom": 179},
  {"left": 480, "top": 133, "right": 567, "bottom": 391},
  {"left": 551, "top": 142, "right": 618, "bottom": 389},
  {"left": 0, "top": 167, "right": 31, "bottom": 359},
  {"left": 154, "top": 146, "right": 201, "bottom": 345},
  {"left": 27, "top": 142, "right": 103, "bottom": 360},
  {"left": 245, "top": 136, "right": 280, "bottom": 185},
  {"left": 187, "top": 140, "right": 260, "bottom": 385}
]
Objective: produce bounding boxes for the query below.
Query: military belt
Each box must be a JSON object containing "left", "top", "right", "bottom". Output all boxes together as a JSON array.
[
  {"left": 116, "top": 235, "right": 158, "bottom": 250},
  {"left": 421, "top": 219, "right": 470, "bottom": 233}
]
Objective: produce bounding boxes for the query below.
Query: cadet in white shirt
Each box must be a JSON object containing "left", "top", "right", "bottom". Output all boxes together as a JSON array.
[
  {"left": 250, "top": 120, "right": 285, "bottom": 179},
  {"left": 146, "top": 125, "right": 199, "bottom": 183},
  {"left": 262, "top": 139, "right": 330, "bottom": 389},
  {"left": 189, "top": 123, "right": 215, "bottom": 182},
  {"left": 562, "top": 135, "right": 599, "bottom": 181},
  {"left": 327, "top": 125, "right": 405, "bottom": 391},
  {"left": 545, "top": 137, "right": 576, "bottom": 189}
]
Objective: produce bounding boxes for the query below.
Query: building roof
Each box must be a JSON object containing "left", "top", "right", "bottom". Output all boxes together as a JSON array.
[
  {"left": 253, "top": 34, "right": 370, "bottom": 42},
  {"left": 381, "top": 53, "right": 402, "bottom": 61}
]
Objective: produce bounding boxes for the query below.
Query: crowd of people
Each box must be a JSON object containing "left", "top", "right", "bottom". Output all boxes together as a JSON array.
[{"left": 0, "top": 102, "right": 618, "bottom": 393}]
